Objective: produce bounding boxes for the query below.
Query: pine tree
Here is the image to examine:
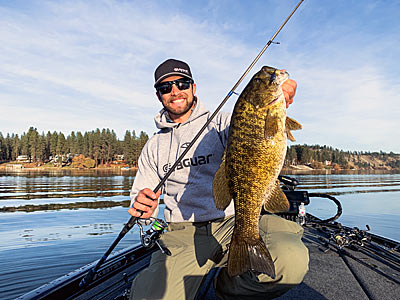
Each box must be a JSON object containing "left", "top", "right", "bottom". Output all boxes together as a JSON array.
[
  {"left": 76, "top": 132, "right": 84, "bottom": 155},
  {"left": 50, "top": 132, "right": 58, "bottom": 158},
  {"left": 27, "top": 127, "right": 39, "bottom": 161},
  {"left": 56, "top": 132, "right": 66, "bottom": 155},
  {"left": 37, "top": 134, "right": 47, "bottom": 162},
  {"left": 11, "top": 134, "right": 20, "bottom": 160},
  {"left": 5, "top": 134, "right": 13, "bottom": 161},
  {"left": 123, "top": 130, "right": 134, "bottom": 166},
  {"left": 0, "top": 132, "right": 5, "bottom": 161},
  {"left": 68, "top": 131, "right": 78, "bottom": 155}
]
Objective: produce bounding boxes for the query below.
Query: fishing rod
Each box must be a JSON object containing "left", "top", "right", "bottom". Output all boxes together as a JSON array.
[{"left": 79, "top": 0, "right": 304, "bottom": 289}]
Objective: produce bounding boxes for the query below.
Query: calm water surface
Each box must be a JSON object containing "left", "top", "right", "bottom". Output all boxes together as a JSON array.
[{"left": 0, "top": 170, "right": 399, "bottom": 299}]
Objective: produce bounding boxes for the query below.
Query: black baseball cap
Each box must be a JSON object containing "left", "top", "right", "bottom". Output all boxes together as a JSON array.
[{"left": 154, "top": 58, "right": 193, "bottom": 87}]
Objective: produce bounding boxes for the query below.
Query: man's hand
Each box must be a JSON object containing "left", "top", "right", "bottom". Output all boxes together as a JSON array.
[
  {"left": 128, "top": 188, "right": 161, "bottom": 219},
  {"left": 282, "top": 78, "right": 297, "bottom": 108}
]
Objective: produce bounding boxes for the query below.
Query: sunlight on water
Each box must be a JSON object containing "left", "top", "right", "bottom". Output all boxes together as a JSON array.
[
  {"left": 293, "top": 173, "right": 400, "bottom": 241},
  {"left": 0, "top": 208, "right": 139, "bottom": 251},
  {"left": 0, "top": 170, "right": 399, "bottom": 299}
]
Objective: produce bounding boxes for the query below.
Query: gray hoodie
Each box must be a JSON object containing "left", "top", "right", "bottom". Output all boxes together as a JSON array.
[{"left": 130, "top": 99, "right": 235, "bottom": 222}]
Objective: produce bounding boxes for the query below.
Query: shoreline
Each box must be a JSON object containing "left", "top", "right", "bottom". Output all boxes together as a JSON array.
[
  {"left": 0, "top": 162, "right": 138, "bottom": 172},
  {"left": 1, "top": 162, "right": 399, "bottom": 173}
]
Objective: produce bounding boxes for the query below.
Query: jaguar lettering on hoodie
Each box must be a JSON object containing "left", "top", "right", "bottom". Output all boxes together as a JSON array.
[
  {"left": 130, "top": 99, "right": 235, "bottom": 222},
  {"left": 162, "top": 153, "right": 213, "bottom": 173}
]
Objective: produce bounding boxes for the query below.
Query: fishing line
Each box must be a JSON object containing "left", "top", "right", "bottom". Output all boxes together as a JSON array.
[
  {"left": 79, "top": 0, "right": 305, "bottom": 288},
  {"left": 151, "top": 0, "right": 305, "bottom": 197}
]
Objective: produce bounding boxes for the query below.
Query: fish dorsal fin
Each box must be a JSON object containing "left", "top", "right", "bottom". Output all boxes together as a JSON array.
[
  {"left": 213, "top": 154, "right": 232, "bottom": 210},
  {"left": 285, "top": 116, "right": 302, "bottom": 142},
  {"left": 263, "top": 180, "right": 290, "bottom": 213}
]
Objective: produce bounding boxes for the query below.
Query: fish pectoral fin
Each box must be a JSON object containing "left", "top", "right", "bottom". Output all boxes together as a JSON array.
[
  {"left": 228, "top": 233, "right": 275, "bottom": 278},
  {"left": 285, "top": 116, "right": 302, "bottom": 142},
  {"left": 263, "top": 180, "right": 290, "bottom": 213},
  {"left": 213, "top": 156, "right": 232, "bottom": 210},
  {"left": 264, "top": 109, "right": 280, "bottom": 140},
  {"left": 286, "top": 116, "right": 302, "bottom": 131}
]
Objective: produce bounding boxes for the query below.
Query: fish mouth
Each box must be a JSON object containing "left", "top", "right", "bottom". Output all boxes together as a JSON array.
[
  {"left": 271, "top": 70, "right": 289, "bottom": 85},
  {"left": 261, "top": 67, "right": 289, "bottom": 85}
]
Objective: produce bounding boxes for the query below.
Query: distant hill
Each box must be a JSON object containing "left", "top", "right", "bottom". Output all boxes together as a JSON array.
[{"left": 284, "top": 145, "right": 400, "bottom": 170}]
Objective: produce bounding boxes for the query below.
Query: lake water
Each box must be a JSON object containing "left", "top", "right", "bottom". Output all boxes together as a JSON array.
[{"left": 1, "top": 170, "right": 399, "bottom": 299}]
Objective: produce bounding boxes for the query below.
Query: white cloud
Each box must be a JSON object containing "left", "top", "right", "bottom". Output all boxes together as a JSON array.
[
  {"left": 0, "top": 0, "right": 399, "bottom": 153},
  {"left": 0, "top": 0, "right": 253, "bottom": 137},
  {"left": 291, "top": 65, "right": 400, "bottom": 153}
]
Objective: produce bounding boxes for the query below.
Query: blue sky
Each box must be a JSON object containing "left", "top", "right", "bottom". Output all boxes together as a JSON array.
[{"left": 1, "top": 0, "right": 399, "bottom": 153}]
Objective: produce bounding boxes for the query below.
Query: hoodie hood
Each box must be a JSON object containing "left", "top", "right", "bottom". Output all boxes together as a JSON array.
[{"left": 154, "top": 98, "right": 209, "bottom": 130}]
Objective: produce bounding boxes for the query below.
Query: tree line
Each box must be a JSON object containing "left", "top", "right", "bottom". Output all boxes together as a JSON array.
[
  {"left": 0, "top": 127, "right": 149, "bottom": 167},
  {"left": 284, "top": 144, "right": 400, "bottom": 169},
  {"left": 1, "top": 128, "right": 399, "bottom": 169}
]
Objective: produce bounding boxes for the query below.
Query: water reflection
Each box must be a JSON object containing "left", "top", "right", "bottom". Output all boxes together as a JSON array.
[
  {"left": 283, "top": 169, "right": 400, "bottom": 176},
  {"left": 0, "top": 206, "right": 143, "bottom": 300},
  {"left": 0, "top": 170, "right": 399, "bottom": 300},
  {"left": 0, "top": 170, "right": 136, "bottom": 210},
  {"left": 0, "top": 207, "right": 141, "bottom": 252},
  {"left": 291, "top": 172, "right": 400, "bottom": 196},
  {"left": 289, "top": 172, "right": 400, "bottom": 241},
  {"left": 1, "top": 199, "right": 131, "bottom": 212},
  {"left": 1, "top": 168, "right": 137, "bottom": 177}
]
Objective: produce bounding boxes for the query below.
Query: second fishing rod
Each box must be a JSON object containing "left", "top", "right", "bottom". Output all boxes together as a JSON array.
[{"left": 79, "top": 0, "right": 304, "bottom": 288}]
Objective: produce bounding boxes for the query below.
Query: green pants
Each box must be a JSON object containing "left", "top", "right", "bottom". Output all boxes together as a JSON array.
[{"left": 130, "top": 214, "right": 309, "bottom": 300}]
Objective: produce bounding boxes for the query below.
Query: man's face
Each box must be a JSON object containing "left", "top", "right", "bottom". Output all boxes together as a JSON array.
[{"left": 156, "top": 75, "right": 196, "bottom": 122}]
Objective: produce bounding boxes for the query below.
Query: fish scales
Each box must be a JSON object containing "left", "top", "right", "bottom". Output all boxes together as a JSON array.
[
  {"left": 228, "top": 99, "right": 286, "bottom": 235},
  {"left": 213, "top": 66, "right": 302, "bottom": 278}
]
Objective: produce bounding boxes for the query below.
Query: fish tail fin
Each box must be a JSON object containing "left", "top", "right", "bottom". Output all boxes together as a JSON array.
[
  {"left": 286, "top": 116, "right": 302, "bottom": 142},
  {"left": 228, "top": 232, "right": 276, "bottom": 278}
]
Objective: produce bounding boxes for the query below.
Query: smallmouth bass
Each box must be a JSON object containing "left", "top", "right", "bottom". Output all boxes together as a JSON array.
[{"left": 213, "top": 66, "right": 302, "bottom": 277}]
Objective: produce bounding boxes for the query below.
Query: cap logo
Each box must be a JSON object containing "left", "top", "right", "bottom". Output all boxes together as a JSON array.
[{"left": 173, "top": 67, "right": 189, "bottom": 74}]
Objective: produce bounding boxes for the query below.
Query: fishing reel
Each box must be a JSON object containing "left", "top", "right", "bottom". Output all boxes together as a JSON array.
[
  {"left": 137, "top": 218, "right": 171, "bottom": 256},
  {"left": 331, "top": 224, "right": 371, "bottom": 249},
  {"left": 278, "top": 175, "right": 299, "bottom": 191}
]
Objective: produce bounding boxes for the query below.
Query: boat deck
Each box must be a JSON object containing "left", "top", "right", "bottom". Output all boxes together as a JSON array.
[
  {"left": 278, "top": 225, "right": 399, "bottom": 300},
  {"left": 17, "top": 221, "right": 400, "bottom": 300},
  {"left": 197, "top": 224, "right": 400, "bottom": 300}
]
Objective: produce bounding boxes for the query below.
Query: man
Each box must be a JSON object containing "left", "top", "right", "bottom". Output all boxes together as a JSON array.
[{"left": 128, "top": 58, "right": 308, "bottom": 300}]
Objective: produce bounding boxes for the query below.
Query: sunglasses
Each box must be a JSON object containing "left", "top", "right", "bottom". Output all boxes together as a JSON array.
[{"left": 156, "top": 78, "right": 193, "bottom": 95}]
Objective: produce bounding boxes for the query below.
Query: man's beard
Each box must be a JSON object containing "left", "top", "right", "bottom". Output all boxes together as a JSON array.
[{"left": 163, "top": 95, "right": 196, "bottom": 117}]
